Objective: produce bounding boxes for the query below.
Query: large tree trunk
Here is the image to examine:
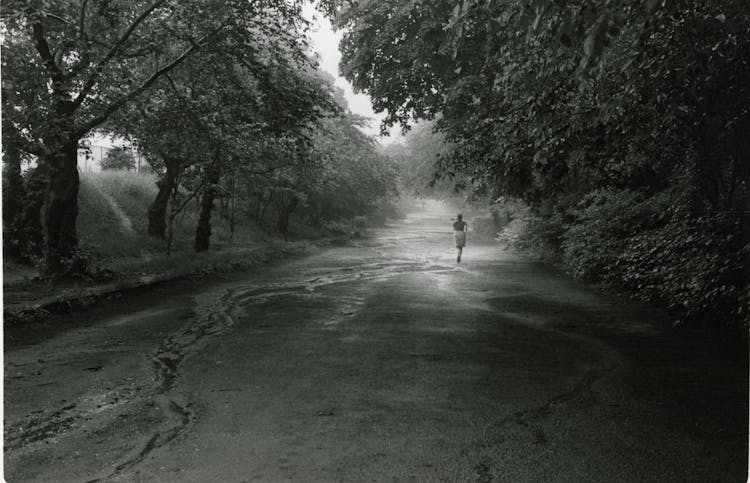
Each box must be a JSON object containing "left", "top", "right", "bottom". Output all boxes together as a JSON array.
[
  {"left": 148, "top": 160, "right": 180, "bottom": 238},
  {"left": 194, "top": 162, "right": 220, "bottom": 252},
  {"left": 41, "top": 141, "right": 84, "bottom": 276},
  {"left": 276, "top": 194, "right": 299, "bottom": 241}
]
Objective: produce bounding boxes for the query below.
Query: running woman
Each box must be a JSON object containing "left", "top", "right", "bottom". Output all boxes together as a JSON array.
[{"left": 452, "top": 214, "right": 468, "bottom": 263}]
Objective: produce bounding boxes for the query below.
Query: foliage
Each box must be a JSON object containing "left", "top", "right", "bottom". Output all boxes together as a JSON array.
[
  {"left": 560, "top": 189, "right": 748, "bottom": 325},
  {"left": 380, "top": 122, "right": 460, "bottom": 200},
  {"left": 104, "top": 33, "right": 340, "bottom": 246},
  {"left": 562, "top": 190, "right": 664, "bottom": 280},
  {"left": 225, "top": 79, "right": 401, "bottom": 232},
  {"left": 618, "top": 214, "right": 748, "bottom": 326},
  {"left": 75, "top": 171, "right": 267, "bottom": 261},
  {"left": 326, "top": 0, "right": 750, "bottom": 326},
  {"left": 2, "top": 165, "right": 46, "bottom": 262},
  {"left": 1, "top": 0, "right": 318, "bottom": 274},
  {"left": 100, "top": 147, "right": 136, "bottom": 171},
  {"left": 301, "top": 112, "right": 399, "bottom": 224}
]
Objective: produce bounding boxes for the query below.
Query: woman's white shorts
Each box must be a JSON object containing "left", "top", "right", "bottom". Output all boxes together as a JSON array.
[{"left": 453, "top": 231, "right": 466, "bottom": 248}]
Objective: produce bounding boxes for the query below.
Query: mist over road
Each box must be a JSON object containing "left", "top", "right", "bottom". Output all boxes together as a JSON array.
[{"left": 5, "top": 202, "right": 747, "bottom": 482}]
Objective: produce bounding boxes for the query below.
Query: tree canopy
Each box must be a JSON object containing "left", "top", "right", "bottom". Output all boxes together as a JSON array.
[
  {"left": 330, "top": 0, "right": 749, "bottom": 325},
  {"left": 100, "top": 147, "right": 136, "bottom": 171},
  {"left": 2, "top": 0, "right": 399, "bottom": 275},
  {"left": 1, "top": 0, "right": 322, "bottom": 274}
]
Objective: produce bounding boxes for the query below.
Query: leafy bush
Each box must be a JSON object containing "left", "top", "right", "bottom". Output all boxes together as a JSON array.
[
  {"left": 561, "top": 189, "right": 669, "bottom": 281},
  {"left": 3, "top": 166, "right": 46, "bottom": 262},
  {"left": 509, "top": 200, "right": 566, "bottom": 259},
  {"left": 470, "top": 211, "right": 502, "bottom": 237},
  {"left": 617, "top": 215, "right": 748, "bottom": 326},
  {"left": 556, "top": 188, "right": 748, "bottom": 326},
  {"left": 471, "top": 197, "right": 529, "bottom": 237}
]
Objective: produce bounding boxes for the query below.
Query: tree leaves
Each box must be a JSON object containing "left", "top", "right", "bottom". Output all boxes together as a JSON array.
[
  {"left": 579, "top": 13, "right": 609, "bottom": 73},
  {"left": 323, "top": 0, "right": 749, "bottom": 325}
]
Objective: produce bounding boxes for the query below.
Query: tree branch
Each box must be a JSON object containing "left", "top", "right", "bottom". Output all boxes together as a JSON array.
[
  {"left": 42, "top": 12, "right": 71, "bottom": 24},
  {"left": 73, "top": 39, "right": 202, "bottom": 138},
  {"left": 31, "top": 19, "right": 65, "bottom": 85},
  {"left": 71, "top": 0, "right": 168, "bottom": 110},
  {"left": 170, "top": 178, "right": 205, "bottom": 222},
  {"left": 79, "top": 0, "right": 89, "bottom": 40}
]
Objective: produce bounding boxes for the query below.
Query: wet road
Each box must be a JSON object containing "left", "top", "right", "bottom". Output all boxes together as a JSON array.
[{"left": 4, "top": 203, "right": 748, "bottom": 482}]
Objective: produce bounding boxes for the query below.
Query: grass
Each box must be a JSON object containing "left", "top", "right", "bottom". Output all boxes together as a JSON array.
[
  {"left": 76, "top": 171, "right": 272, "bottom": 275},
  {"left": 5, "top": 170, "right": 356, "bottom": 292},
  {"left": 78, "top": 171, "right": 160, "bottom": 260}
]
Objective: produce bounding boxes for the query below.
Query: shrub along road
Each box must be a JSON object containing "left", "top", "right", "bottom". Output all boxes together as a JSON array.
[{"left": 4, "top": 203, "right": 747, "bottom": 482}]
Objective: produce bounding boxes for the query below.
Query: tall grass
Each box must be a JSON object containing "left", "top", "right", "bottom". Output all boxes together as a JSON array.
[{"left": 77, "top": 171, "right": 268, "bottom": 272}]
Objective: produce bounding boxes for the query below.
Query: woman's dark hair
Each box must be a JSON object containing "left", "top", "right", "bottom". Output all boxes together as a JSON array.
[{"left": 457, "top": 214, "right": 463, "bottom": 220}]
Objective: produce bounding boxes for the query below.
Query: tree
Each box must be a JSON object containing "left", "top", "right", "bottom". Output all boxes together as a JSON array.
[
  {"left": 107, "top": 73, "right": 214, "bottom": 239},
  {"left": 1, "top": 0, "right": 312, "bottom": 276},
  {"left": 304, "top": 114, "right": 399, "bottom": 221},
  {"left": 100, "top": 147, "right": 135, "bottom": 171},
  {"left": 328, "top": 0, "right": 749, "bottom": 204},
  {"left": 380, "top": 122, "right": 462, "bottom": 200},
  {"left": 324, "top": 0, "right": 749, "bottom": 324},
  {"left": 293, "top": 82, "right": 400, "bottom": 228},
  {"left": 186, "top": 54, "right": 340, "bottom": 252}
]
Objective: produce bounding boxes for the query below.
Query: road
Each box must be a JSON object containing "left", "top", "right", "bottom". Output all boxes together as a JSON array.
[{"left": 4, "top": 202, "right": 748, "bottom": 482}]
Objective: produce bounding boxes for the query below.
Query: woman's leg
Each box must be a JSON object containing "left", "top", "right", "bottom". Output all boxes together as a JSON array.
[{"left": 457, "top": 246, "right": 462, "bottom": 262}]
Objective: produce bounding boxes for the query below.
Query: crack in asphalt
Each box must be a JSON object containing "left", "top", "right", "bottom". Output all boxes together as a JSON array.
[
  {"left": 99, "top": 259, "right": 465, "bottom": 478},
  {"left": 99, "top": 287, "right": 244, "bottom": 480},
  {"left": 111, "top": 257, "right": 624, "bottom": 481},
  {"left": 4, "top": 384, "right": 145, "bottom": 453},
  {"left": 473, "top": 326, "right": 622, "bottom": 475},
  {"left": 466, "top": 358, "right": 618, "bottom": 481}
]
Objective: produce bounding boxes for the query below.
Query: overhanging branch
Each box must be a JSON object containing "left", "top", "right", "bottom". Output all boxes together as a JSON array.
[
  {"left": 73, "top": 41, "right": 199, "bottom": 138},
  {"left": 71, "top": 0, "right": 168, "bottom": 110},
  {"left": 73, "top": 23, "right": 227, "bottom": 138}
]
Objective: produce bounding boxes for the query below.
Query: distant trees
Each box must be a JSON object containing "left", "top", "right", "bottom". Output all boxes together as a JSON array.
[
  {"left": 380, "top": 122, "right": 465, "bottom": 201},
  {"left": 327, "top": 0, "right": 749, "bottom": 325},
  {"left": 302, "top": 113, "right": 398, "bottom": 224},
  {"left": 236, "top": 82, "right": 400, "bottom": 238},
  {"left": 100, "top": 148, "right": 135, "bottom": 171}
]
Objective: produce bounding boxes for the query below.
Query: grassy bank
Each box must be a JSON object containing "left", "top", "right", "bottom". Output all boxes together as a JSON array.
[
  {"left": 4, "top": 170, "right": 404, "bottom": 297},
  {"left": 76, "top": 171, "right": 272, "bottom": 267}
]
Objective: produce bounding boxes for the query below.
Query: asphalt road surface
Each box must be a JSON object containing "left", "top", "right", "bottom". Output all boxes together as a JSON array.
[{"left": 4, "top": 202, "right": 748, "bottom": 482}]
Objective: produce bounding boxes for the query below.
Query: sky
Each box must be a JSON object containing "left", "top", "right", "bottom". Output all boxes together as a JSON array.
[{"left": 302, "top": 5, "right": 404, "bottom": 145}]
